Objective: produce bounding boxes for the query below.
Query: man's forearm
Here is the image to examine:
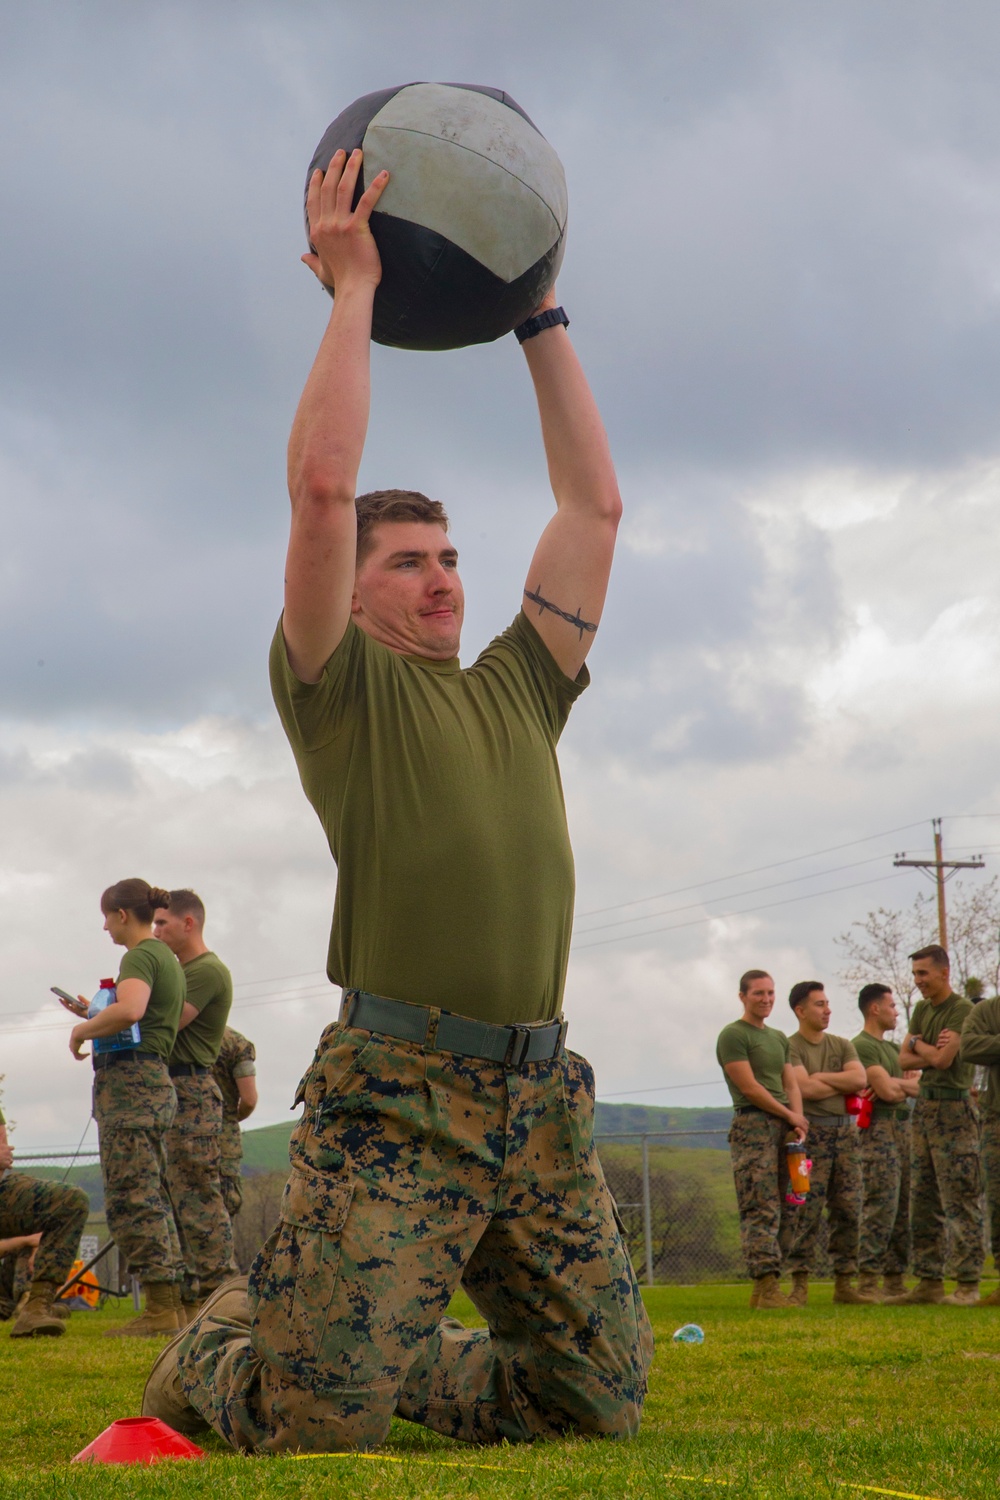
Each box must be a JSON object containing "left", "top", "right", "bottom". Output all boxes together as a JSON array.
[
  {"left": 959, "top": 1028, "right": 1000, "bottom": 1066},
  {"left": 522, "top": 327, "right": 621, "bottom": 521},
  {"left": 739, "top": 1077, "right": 797, "bottom": 1122},
  {"left": 287, "top": 285, "right": 375, "bottom": 507}
]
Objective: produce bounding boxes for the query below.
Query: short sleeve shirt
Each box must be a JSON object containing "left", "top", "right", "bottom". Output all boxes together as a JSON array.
[
  {"left": 851, "top": 1031, "right": 909, "bottom": 1120},
  {"left": 959, "top": 997, "right": 1000, "bottom": 1117},
  {"left": 269, "top": 612, "right": 588, "bottom": 1025},
  {"left": 212, "top": 1028, "right": 257, "bottom": 1125},
  {"left": 118, "top": 939, "right": 185, "bottom": 1061},
  {"left": 716, "top": 1020, "right": 790, "bottom": 1108},
  {"left": 170, "top": 952, "right": 233, "bottom": 1068},
  {"left": 788, "top": 1033, "right": 859, "bottom": 1119},
  {"left": 910, "top": 993, "right": 975, "bottom": 1093}
]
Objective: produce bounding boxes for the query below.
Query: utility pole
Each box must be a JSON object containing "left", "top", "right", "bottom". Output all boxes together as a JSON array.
[{"left": 893, "top": 817, "right": 984, "bottom": 947}]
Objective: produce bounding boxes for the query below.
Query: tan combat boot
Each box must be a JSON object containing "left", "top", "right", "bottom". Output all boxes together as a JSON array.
[
  {"left": 142, "top": 1276, "right": 250, "bottom": 1435},
  {"left": 881, "top": 1273, "right": 907, "bottom": 1300},
  {"left": 942, "top": 1281, "right": 980, "bottom": 1306},
  {"left": 786, "top": 1271, "right": 808, "bottom": 1306},
  {"left": 10, "top": 1282, "right": 66, "bottom": 1339},
  {"left": 833, "top": 1274, "right": 880, "bottom": 1304},
  {"left": 895, "top": 1277, "right": 945, "bottom": 1305},
  {"left": 856, "top": 1273, "right": 884, "bottom": 1302},
  {"left": 977, "top": 1283, "right": 1000, "bottom": 1306},
  {"left": 753, "top": 1274, "right": 793, "bottom": 1308},
  {"left": 104, "top": 1280, "right": 180, "bottom": 1338}
]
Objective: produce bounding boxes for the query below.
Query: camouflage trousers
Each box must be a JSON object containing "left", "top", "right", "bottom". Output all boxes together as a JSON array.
[
  {"left": 0, "top": 1249, "right": 32, "bottom": 1318},
  {"left": 165, "top": 1073, "right": 237, "bottom": 1302},
  {"left": 0, "top": 1169, "right": 89, "bottom": 1288},
  {"left": 177, "top": 1022, "right": 654, "bottom": 1453},
  {"left": 910, "top": 1098, "right": 984, "bottom": 1282},
  {"left": 93, "top": 1057, "right": 180, "bottom": 1285},
  {"left": 857, "top": 1116, "right": 910, "bottom": 1276},
  {"left": 220, "top": 1120, "right": 244, "bottom": 1219},
  {"left": 981, "top": 1115, "right": 1000, "bottom": 1272},
  {"left": 727, "top": 1110, "right": 787, "bottom": 1279},
  {"left": 780, "top": 1119, "right": 862, "bottom": 1276}
]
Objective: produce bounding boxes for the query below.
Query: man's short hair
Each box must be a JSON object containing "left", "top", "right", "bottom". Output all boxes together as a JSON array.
[
  {"left": 909, "top": 943, "right": 949, "bottom": 969},
  {"left": 789, "top": 980, "right": 824, "bottom": 1014},
  {"left": 355, "top": 490, "right": 450, "bottom": 563},
  {"left": 858, "top": 982, "right": 892, "bottom": 1015},
  {"left": 165, "top": 889, "right": 205, "bottom": 927},
  {"left": 739, "top": 969, "right": 772, "bottom": 994}
]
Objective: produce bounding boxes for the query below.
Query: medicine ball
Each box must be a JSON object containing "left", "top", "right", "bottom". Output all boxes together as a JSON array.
[{"left": 306, "top": 82, "right": 567, "bottom": 351}]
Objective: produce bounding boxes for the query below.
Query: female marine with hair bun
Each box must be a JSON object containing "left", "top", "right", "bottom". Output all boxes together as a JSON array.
[{"left": 63, "top": 877, "right": 186, "bottom": 1336}]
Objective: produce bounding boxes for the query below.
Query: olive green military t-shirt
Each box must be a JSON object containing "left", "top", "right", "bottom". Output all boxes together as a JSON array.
[
  {"left": 170, "top": 952, "right": 233, "bottom": 1068},
  {"left": 909, "top": 993, "right": 975, "bottom": 1094},
  {"left": 959, "top": 996, "right": 1000, "bottom": 1117},
  {"left": 851, "top": 1031, "right": 909, "bottom": 1120},
  {"left": 788, "top": 1032, "right": 859, "bottom": 1119},
  {"left": 716, "top": 1020, "right": 790, "bottom": 1108},
  {"left": 118, "top": 938, "right": 185, "bottom": 1062},
  {"left": 270, "top": 613, "right": 587, "bottom": 1025}
]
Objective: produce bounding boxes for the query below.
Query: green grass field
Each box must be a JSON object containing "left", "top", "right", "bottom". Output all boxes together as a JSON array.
[{"left": 3, "top": 1283, "right": 999, "bottom": 1499}]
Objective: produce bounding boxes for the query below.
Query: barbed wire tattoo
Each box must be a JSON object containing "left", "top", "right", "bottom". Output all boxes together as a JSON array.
[{"left": 524, "top": 584, "right": 598, "bottom": 640}]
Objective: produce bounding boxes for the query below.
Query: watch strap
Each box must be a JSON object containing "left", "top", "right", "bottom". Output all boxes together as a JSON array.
[{"left": 514, "top": 306, "right": 569, "bottom": 344}]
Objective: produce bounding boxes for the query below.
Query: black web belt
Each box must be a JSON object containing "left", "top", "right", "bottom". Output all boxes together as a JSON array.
[
  {"left": 92, "top": 1051, "right": 160, "bottom": 1071},
  {"left": 168, "top": 1063, "right": 210, "bottom": 1077},
  {"left": 340, "top": 989, "right": 567, "bottom": 1068}
]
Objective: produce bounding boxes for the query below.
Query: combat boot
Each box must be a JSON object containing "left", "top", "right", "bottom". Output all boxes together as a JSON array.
[
  {"left": 942, "top": 1281, "right": 980, "bottom": 1306},
  {"left": 10, "top": 1281, "right": 65, "bottom": 1339},
  {"left": 881, "top": 1273, "right": 907, "bottom": 1300},
  {"left": 855, "top": 1273, "right": 883, "bottom": 1302},
  {"left": 786, "top": 1271, "right": 808, "bottom": 1306},
  {"left": 142, "top": 1276, "right": 250, "bottom": 1435},
  {"left": 895, "top": 1277, "right": 945, "bottom": 1305},
  {"left": 104, "top": 1280, "right": 180, "bottom": 1338},
  {"left": 977, "top": 1283, "right": 1000, "bottom": 1305},
  {"left": 753, "top": 1274, "right": 793, "bottom": 1308},
  {"left": 833, "top": 1274, "right": 879, "bottom": 1305}
]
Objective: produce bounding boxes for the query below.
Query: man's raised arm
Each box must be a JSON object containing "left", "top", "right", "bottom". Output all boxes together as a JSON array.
[
  {"left": 283, "top": 150, "right": 388, "bottom": 684},
  {"left": 520, "top": 293, "right": 622, "bottom": 681}
]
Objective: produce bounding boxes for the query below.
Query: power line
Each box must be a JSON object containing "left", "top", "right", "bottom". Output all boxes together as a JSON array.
[
  {"left": 574, "top": 819, "right": 928, "bottom": 919},
  {"left": 571, "top": 869, "right": 910, "bottom": 952}
]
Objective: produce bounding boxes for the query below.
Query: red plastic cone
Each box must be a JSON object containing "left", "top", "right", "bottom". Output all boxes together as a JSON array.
[{"left": 73, "top": 1416, "right": 206, "bottom": 1464}]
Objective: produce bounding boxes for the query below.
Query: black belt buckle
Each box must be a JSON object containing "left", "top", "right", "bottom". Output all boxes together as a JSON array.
[{"left": 504, "top": 1025, "right": 532, "bottom": 1067}]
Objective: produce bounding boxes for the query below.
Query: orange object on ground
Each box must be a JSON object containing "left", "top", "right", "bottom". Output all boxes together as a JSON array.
[
  {"left": 72, "top": 1417, "right": 205, "bottom": 1465},
  {"left": 57, "top": 1259, "right": 99, "bottom": 1309}
]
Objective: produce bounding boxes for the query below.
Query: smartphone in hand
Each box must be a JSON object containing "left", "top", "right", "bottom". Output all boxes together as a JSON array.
[{"left": 51, "top": 987, "right": 89, "bottom": 1017}]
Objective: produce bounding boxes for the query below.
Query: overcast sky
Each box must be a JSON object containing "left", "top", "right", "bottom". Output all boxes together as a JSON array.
[{"left": 5, "top": 1, "right": 1000, "bottom": 1152}]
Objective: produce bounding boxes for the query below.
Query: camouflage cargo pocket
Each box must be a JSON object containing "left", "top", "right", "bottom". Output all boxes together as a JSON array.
[{"left": 249, "top": 1166, "right": 355, "bottom": 1391}]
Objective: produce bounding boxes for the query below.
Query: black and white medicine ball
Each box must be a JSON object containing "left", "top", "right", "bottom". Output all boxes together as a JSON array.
[{"left": 306, "top": 83, "right": 567, "bottom": 351}]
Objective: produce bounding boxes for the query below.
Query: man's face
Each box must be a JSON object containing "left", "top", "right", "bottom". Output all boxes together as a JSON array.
[
  {"left": 872, "top": 990, "right": 898, "bottom": 1030},
  {"left": 352, "top": 521, "right": 465, "bottom": 661},
  {"left": 742, "top": 977, "right": 775, "bottom": 1021},
  {"left": 912, "top": 957, "right": 951, "bottom": 1002},
  {"left": 153, "top": 907, "right": 188, "bottom": 955},
  {"left": 797, "top": 988, "right": 831, "bottom": 1031}
]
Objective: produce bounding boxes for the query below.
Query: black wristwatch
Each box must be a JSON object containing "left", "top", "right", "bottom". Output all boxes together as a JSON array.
[{"left": 514, "top": 306, "right": 569, "bottom": 343}]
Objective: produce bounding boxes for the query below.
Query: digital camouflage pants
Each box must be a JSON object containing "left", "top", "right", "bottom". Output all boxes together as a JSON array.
[
  {"left": 981, "top": 1115, "right": 1000, "bottom": 1272},
  {"left": 165, "top": 1073, "right": 237, "bottom": 1302},
  {"left": 727, "top": 1110, "right": 787, "bottom": 1279},
  {"left": 176, "top": 1023, "right": 654, "bottom": 1453},
  {"left": 0, "top": 1169, "right": 89, "bottom": 1289},
  {"left": 220, "top": 1119, "right": 244, "bottom": 1219},
  {"left": 780, "top": 1119, "right": 862, "bottom": 1276},
  {"left": 93, "top": 1058, "right": 180, "bottom": 1285},
  {"left": 910, "top": 1098, "right": 984, "bottom": 1282},
  {"left": 857, "top": 1116, "right": 910, "bottom": 1276}
]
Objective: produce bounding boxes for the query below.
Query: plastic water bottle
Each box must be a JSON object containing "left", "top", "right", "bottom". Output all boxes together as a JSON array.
[
  {"left": 672, "top": 1324, "right": 704, "bottom": 1344},
  {"left": 89, "top": 978, "right": 141, "bottom": 1055}
]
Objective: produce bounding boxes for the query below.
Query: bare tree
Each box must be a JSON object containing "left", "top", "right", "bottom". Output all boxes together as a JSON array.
[{"left": 836, "top": 878, "right": 1000, "bottom": 1022}]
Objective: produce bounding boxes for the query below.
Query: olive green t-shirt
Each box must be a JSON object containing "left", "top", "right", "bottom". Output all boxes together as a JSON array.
[
  {"left": 170, "top": 952, "right": 233, "bottom": 1068},
  {"left": 851, "top": 1031, "right": 909, "bottom": 1120},
  {"left": 269, "top": 613, "right": 587, "bottom": 1024},
  {"left": 909, "top": 993, "right": 975, "bottom": 1094},
  {"left": 959, "top": 996, "right": 1000, "bottom": 1117},
  {"left": 118, "top": 938, "right": 185, "bottom": 1061},
  {"left": 716, "top": 1020, "right": 790, "bottom": 1108},
  {"left": 788, "top": 1032, "right": 859, "bottom": 1119}
]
